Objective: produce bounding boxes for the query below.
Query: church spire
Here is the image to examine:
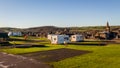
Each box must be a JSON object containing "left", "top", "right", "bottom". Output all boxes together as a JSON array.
[
  {"left": 106, "top": 21, "right": 110, "bottom": 32},
  {"left": 106, "top": 21, "right": 110, "bottom": 28}
]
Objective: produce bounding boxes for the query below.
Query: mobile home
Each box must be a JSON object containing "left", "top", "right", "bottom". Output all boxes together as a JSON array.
[
  {"left": 71, "top": 35, "right": 84, "bottom": 42},
  {"left": 50, "top": 35, "right": 70, "bottom": 44},
  {"left": 8, "top": 32, "right": 22, "bottom": 36},
  {"left": 47, "top": 34, "right": 54, "bottom": 40}
]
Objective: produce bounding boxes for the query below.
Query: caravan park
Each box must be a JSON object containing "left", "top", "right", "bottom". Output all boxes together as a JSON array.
[
  {"left": 1, "top": 0, "right": 120, "bottom": 68},
  {"left": 0, "top": 24, "right": 120, "bottom": 68}
]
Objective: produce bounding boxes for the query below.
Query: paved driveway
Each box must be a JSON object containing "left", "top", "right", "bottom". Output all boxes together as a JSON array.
[{"left": 0, "top": 52, "right": 50, "bottom": 68}]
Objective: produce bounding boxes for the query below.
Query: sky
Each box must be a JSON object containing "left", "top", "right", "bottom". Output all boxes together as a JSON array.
[{"left": 0, "top": 0, "right": 120, "bottom": 28}]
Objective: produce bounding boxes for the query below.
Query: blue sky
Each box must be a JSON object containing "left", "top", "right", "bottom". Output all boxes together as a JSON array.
[{"left": 0, "top": 0, "right": 120, "bottom": 28}]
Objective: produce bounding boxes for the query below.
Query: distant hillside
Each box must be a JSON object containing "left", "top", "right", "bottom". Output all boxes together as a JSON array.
[
  {"left": 23, "top": 26, "right": 66, "bottom": 34},
  {"left": 70, "top": 26, "right": 120, "bottom": 32},
  {"left": 0, "top": 26, "right": 120, "bottom": 33},
  {"left": 0, "top": 27, "right": 23, "bottom": 32}
]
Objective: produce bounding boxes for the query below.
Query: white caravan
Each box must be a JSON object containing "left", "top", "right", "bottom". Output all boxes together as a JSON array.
[
  {"left": 71, "top": 35, "right": 84, "bottom": 42},
  {"left": 8, "top": 32, "right": 22, "bottom": 36},
  {"left": 51, "top": 35, "right": 70, "bottom": 44}
]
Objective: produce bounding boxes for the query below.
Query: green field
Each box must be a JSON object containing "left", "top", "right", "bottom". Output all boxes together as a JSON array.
[{"left": 0, "top": 36, "right": 120, "bottom": 68}]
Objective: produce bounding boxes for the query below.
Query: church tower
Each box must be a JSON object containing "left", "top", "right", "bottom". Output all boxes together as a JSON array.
[{"left": 106, "top": 21, "right": 110, "bottom": 33}]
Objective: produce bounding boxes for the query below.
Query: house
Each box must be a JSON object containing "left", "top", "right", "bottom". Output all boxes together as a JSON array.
[
  {"left": 8, "top": 32, "right": 22, "bottom": 36},
  {"left": 71, "top": 35, "right": 84, "bottom": 42},
  {"left": 50, "top": 35, "right": 70, "bottom": 44},
  {"left": 94, "top": 22, "right": 112, "bottom": 40},
  {"left": 98, "top": 31, "right": 110, "bottom": 39},
  {"left": 0, "top": 33, "right": 9, "bottom": 42}
]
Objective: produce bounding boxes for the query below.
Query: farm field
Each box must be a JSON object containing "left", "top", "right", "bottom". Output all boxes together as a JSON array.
[{"left": 0, "top": 36, "right": 120, "bottom": 68}]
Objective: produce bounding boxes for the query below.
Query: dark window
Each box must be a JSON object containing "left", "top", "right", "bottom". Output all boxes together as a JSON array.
[
  {"left": 64, "top": 37, "right": 69, "bottom": 40},
  {"left": 54, "top": 38, "right": 56, "bottom": 40},
  {"left": 73, "top": 36, "right": 75, "bottom": 38}
]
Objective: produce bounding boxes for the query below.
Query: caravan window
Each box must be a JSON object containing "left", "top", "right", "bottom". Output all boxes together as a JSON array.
[
  {"left": 77, "top": 36, "right": 79, "bottom": 39},
  {"left": 73, "top": 36, "right": 75, "bottom": 38},
  {"left": 54, "top": 38, "right": 56, "bottom": 40},
  {"left": 64, "top": 37, "right": 69, "bottom": 40}
]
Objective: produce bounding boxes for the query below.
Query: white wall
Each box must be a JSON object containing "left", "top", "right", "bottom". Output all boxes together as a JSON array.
[
  {"left": 51, "top": 35, "right": 70, "bottom": 44},
  {"left": 8, "top": 32, "right": 22, "bottom": 36},
  {"left": 47, "top": 34, "right": 53, "bottom": 40},
  {"left": 71, "top": 35, "right": 84, "bottom": 42}
]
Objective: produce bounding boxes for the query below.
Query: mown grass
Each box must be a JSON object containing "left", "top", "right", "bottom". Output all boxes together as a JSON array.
[
  {"left": 0, "top": 45, "right": 64, "bottom": 54},
  {"left": 52, "top": 44, "right": 120, "bottom": 68},
  {"left": 1, "top": 36, "right": 120, "bottom": 68},
  {"left": 1, "top": 44, "right": 120, "bottom": 68},
  {"left": 10, "top": 36, "right": 48, "bottom": 41},
  {"left": 9, "top": 36, "right": 50, "bottom": 45}
]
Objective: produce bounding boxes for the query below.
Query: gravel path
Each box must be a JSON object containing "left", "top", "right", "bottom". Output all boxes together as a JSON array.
[{"left": 0, "top": 52, "right": 50, "bottom": 68}]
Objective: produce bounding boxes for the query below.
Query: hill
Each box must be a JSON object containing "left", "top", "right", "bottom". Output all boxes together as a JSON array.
[
  {"left": 0, "top": 27, "right": 23, "bottom": 32},
  {"left": 0, "top": 26, "right": 120, "bottom": 33},
  {"left": 23, "top": 26, "right": 66, "bottom": 34}
]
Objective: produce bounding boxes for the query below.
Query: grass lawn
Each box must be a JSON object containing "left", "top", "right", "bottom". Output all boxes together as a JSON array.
[
  {"left": 52, "top": 44, "right": 120, "bottom": 68},
  {"left": 1, "top": 44, "right": 120, "bottom": 68},
  {"left": 0, "top": 45, "right": 64, "bottom": 54},
  {"left": 1, "top": 36, "right": 120, "bottom": 68},
  {"left": 9, "top": 36, "right": 50, "bottom": 45}
]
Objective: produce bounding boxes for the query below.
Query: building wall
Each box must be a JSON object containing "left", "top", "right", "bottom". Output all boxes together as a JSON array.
[
  {"left": 71, "top": 35, "right": 84, "bottom": 42},
  {"left": 8, "top": 32, "right": 22, "bottom": 36},
  {"left": 47, "top": 34, "right": 53, "bottom": 40},
  {"left": 51, "top": 35, "right": 70, "bottom": 44}
]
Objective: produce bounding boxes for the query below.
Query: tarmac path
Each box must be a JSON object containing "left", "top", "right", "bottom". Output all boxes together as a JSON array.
[{"left": 0, "top": 52, "right": 50, "bottom": 68}]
